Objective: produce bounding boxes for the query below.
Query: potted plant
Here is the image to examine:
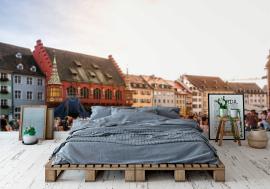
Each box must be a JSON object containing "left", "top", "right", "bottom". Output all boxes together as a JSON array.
[
  {"left": 23, "top": 126, "right": 38, "bottom": 145},
  {"left": 230, "top": 108, "right": 240, "bottom": 118},
  {"left": 247, "top": 129, "right": 268, "bottom": 149},
  {"left": 215, "top": 96, "right": 228, "bottom": 117}
]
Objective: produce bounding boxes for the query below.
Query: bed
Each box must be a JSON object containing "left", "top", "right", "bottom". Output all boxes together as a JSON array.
[{"left": 46, "top": 106, "right": 225, "bottom": 182}]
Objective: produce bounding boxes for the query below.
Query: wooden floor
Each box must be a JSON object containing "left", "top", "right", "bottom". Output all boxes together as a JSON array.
[{"left": 0, "top": 132, "right": 270, "bottom": 189}]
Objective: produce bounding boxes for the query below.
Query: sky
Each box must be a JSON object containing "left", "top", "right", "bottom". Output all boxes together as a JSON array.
[{"left": 0, "top": 0, "right": 270, "bottom": 87}]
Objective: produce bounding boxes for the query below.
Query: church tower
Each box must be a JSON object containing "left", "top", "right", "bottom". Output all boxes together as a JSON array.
[
  {"left": 265, "top": 50, "right": 270, "bottom": 108},
  {"left": 46, "top": 53, "right": 63, "bottom": 105}
]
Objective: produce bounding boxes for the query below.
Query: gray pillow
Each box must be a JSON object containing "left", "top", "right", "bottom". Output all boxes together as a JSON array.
[
  {"left": 111, "top": 106, "right": 136, "bottom": 115},
  {"left": 90, "top": 106, "right": 111, "bottom": 120},
  {"left": 137, "top": 107, "right": 158, "bottom": 114},
  {"left": 155, "top": 106, "right": 180, "bottom": 119}
]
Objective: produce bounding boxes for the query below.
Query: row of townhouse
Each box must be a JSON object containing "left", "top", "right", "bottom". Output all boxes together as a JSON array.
[
  {"left": 0, "top": 43, "right": 45, "bottom": 119},
  {"left": 180, "top": 75, "right": 267, "bottom": 114},
  {"left": 125, "top": 74, "right": 193, "bottom": 116},
  {"left": 1, "top": 40, "right": 268, "bottom": 119},
  {"left": 0, "top": 40, "right": 130, "bottom": 119}
]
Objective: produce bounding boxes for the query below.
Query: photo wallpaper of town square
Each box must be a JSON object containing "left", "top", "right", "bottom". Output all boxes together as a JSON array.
[{"left": 0, "top": 1, "right": 270, "bottom": 189}]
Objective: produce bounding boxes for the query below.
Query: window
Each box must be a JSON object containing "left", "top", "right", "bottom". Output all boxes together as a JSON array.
[
  {"left": 15, "top": 90, "right": 21, "bottom": 99},
  {"left": 14, "top": 76, "right": 21, "bottom": 84},
  {"left": 93, "top": 88, "right": 101, "bottom": 99},
  {"left": 115, "top": 90, "right": 122, "bottom": 101},
  {"left": 50, "top": 87, "right": 61, "bottom": 97},
  {"left": 0, "top": 73, "right": 8, "bottom": 81},
  {"left": 37, "top": 92, "right": 43, "bottom": 100},
  {"left": 67, "top": 86, "right": 77, "bottom": 97},
  {"left": 27, "top": 91, "right": 33, "bottom": 100},
  {"left": 158, "top": 99, "right": 161, "bottom": 103},
  {"left": 37, "top": 79, "right": 43, "bottom": 86},
  {"left": 14, "top": 107, "right": 21, "bottom": 119},
  {"left": 105, "top": 89, "right": 112, "bottom": 100},
  {"left": 163, "top": 99, "right": 166, "bottom": 103},
  {"left": 80, "top": 87, "right": 89, "bottom": 99},
  {"left": 17, "top": 63, "right": 24, "bottom": 70},
  {"left": 1, "top": 99, "right": 8, "bottom": 107},
  {"left": 30, "top": 66, "right": 37, "bottom": 72},
  {"left": 15, "top": 52, "right": 22, "bottom": 59},
  {"left": 1, "top": 86, "right": 7, "bottom": 91},
  {"left": 27, "top": 77, "right": 32, "bottom": 85}
]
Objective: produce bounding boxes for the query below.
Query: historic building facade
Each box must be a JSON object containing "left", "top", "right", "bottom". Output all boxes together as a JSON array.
[
  {"left": 180, "top": 75, "right": 233, "bottom": 114},
  {"left": 0, "top": 71, "right": 12, "bottom": 116},
  {"left": 142, "top": 75, "right": 175, "bottom": 107},
  {"left": 0, "top": 42, "right": 45, "bottom": 118},
  {"left": 166, "top": 80, "right": 192, "bottom": 116},
  {"left": 228, "top": 82, "right": 267, "bottom": 110},
  {"left": 33, "top": 40, "right": 128, "bottom": 108},
  {"left": 125, "top": 74, "right": 153, "bottom": 107}
]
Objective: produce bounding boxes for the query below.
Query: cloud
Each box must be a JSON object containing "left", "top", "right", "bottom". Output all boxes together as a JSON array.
[{"left": 0, "top": 0, "right": 269, "bottom": 86}]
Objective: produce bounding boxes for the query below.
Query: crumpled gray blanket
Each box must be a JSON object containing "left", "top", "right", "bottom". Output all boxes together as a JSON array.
[{"left": 51, "top": 111, "right": 218, "bottom": 164}]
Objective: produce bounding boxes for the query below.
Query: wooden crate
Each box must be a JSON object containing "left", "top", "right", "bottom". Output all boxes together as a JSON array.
[{"left": 45, "top": 159, "right": 225, "bottom": 182}]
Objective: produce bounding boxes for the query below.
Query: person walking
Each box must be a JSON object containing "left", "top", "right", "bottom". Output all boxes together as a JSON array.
[{"left": 246, "top": 110, "right": 259, "bottom": 130}]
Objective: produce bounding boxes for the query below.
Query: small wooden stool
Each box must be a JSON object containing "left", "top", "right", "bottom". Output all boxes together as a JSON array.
[{"left": 215, "top": 116, "right": 241, "bottom": 146}]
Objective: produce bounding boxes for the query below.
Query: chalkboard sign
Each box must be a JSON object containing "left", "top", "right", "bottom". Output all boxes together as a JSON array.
[{"left": 19, "top": 105, "right": 47, "bottom": 140}]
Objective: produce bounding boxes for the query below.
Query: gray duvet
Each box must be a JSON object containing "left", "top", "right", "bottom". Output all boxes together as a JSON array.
[{"left": 51, "top": 111, "right": 218, "bottom": 165}]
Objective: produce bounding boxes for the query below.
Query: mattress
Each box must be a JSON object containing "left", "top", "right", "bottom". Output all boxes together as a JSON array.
[{"left": 51, "top": 110, "right": 218, "bottom": 165}]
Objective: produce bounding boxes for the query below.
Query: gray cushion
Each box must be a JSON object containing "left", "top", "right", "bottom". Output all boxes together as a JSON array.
[
  {"left": 155, "top": 107, "right": 180, "bottom": 119},
  {"left": 111, "top": 106, "right": 136, "bottom": 115},
  {"left": 90, "top": 106, "right": 111, "bottom": 120},
  {"left": 137, "top": 107, "right": 158, "bottom": 114}
]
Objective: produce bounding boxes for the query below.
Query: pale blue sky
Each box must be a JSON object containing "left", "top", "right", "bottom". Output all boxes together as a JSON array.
[{"left": 0, "top": 0, "right": 269, "bottom": 86}]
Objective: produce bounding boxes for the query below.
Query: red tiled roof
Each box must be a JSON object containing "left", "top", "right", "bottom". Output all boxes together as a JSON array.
[
  {"left": 184, "top": 75, "right": 231, "bottom": 91},
  {"left": 228, "top": 82, "right": 265, "bottom": 93}
]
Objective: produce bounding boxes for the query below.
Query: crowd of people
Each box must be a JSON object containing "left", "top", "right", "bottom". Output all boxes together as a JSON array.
[
  {"left": 0, "top": 115, "right": 20, "bottom": 131},
  {"left": 245, "top": 109, "right": 270, "bottom": 131},
  {"left": 54, "top": 116, "right": 74, "bottom": 131},
  {"left": 1, "top": 109, "right": 270, "bottom": 132}
]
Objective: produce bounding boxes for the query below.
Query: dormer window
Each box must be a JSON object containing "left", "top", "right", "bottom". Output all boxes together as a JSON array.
[
  {"left": 17, "top": 63, "right": 24, "bottom": 70},
  {"left": 73, "top": 60, "right": 82, "bottom": 67},
  {"left": 105, "top": 73, "right": 112, "bottom": 79},
  {"left": 15, "top": 52, "right": 22, "bottom": 59},
  {"left": 30, "top": 66, "right": 37, "bottom": 72},
  {"left": 92, "top": 64, "right": 99, "bottom": 69},
  {"left": 87, "top": 70, "right": 96, "bottom": 78},
  {"left": 69, "top": 68, "right": 77, "bottom": 75}
]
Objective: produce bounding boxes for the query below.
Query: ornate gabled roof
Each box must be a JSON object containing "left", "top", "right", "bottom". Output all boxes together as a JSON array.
[
  {"left": 48, "top": 55, "right": 61, "bottom": 85},
  {"left": 44, "top": 47, "right": 125, "bottom": 86}
]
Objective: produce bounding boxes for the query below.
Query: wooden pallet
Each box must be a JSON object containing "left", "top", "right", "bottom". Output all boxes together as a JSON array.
[{"left": 45, "top": 159, "right": 225, "bottom": 182}]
